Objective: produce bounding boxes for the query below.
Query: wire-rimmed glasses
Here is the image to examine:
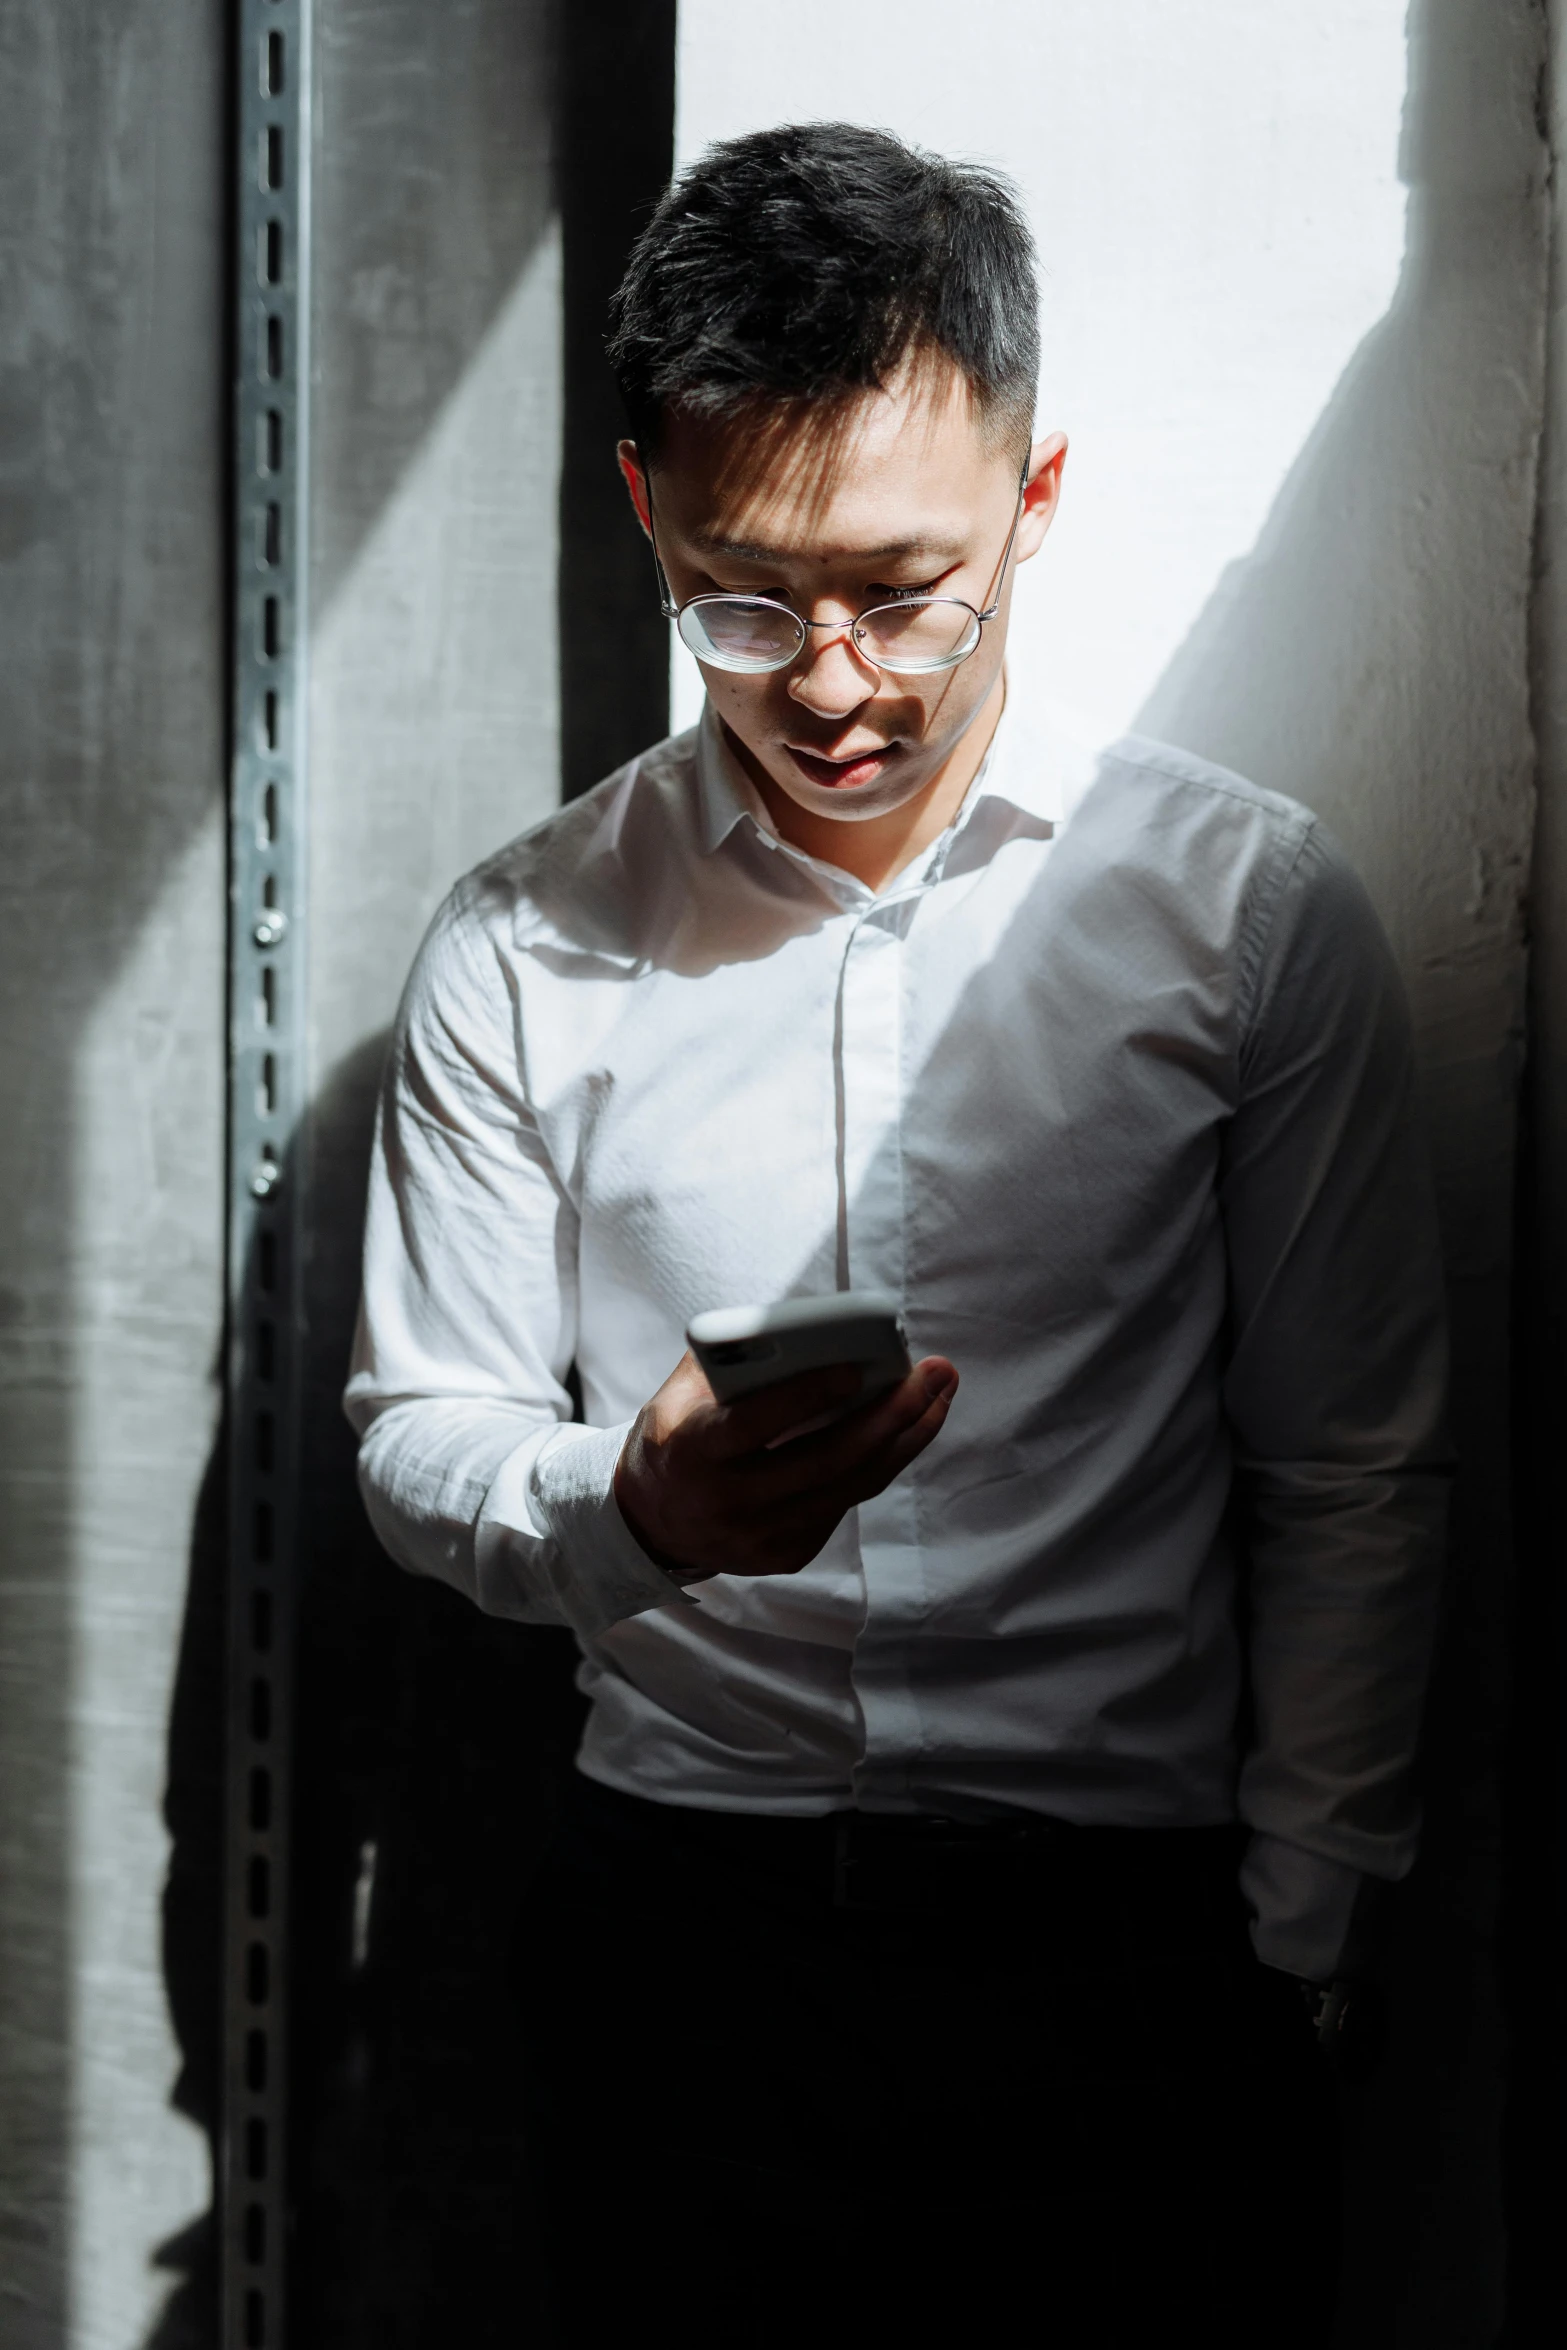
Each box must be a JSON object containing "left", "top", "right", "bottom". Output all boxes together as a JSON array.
[{"left": 645, "top": 460, "right": 1030, "bottom": 677}]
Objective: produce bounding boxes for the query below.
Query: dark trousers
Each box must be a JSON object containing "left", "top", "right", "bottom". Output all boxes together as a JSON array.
[{"left": 513, "top": 1772, "right": 1340, "bottom": 2349}]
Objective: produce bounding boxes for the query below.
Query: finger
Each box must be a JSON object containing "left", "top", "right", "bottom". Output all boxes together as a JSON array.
[
  {"left": 844, "top": 1374, "right": 959, "bottom": 1490},
  {"left": 727, "top": 1380, "right": 955, "bottom": 1565},
  {"left": 747, "top": 1363, "right": 963, "bottom": 1504},
  {"left": 799, "top": 1371, "right": 959, "bottom": 1515},
  {"left": 761, "top": 1353, "right": 958, "bottom": 1475},
  {"left": 704, "top": 1360, "right": 869, "bottom": 1459}
]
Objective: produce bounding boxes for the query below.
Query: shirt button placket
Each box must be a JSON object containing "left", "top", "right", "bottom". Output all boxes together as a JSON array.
[{"left": 838, "top": 896, "right": 925, "bottom": 1808}]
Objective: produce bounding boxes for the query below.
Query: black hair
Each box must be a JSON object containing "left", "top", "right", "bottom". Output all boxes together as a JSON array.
[{"left": 606, "top": 122, "right": 1039, "bottom": 463}]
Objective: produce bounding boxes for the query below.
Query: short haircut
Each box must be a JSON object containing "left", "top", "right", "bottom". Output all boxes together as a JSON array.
[{"left": 607, "top": 122, "right": 1039, "bottom": 465}]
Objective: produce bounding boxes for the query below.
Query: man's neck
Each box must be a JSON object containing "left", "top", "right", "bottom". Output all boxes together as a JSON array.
[{"left": 727, "top": 675, "right": 1007, "bottom": 893}]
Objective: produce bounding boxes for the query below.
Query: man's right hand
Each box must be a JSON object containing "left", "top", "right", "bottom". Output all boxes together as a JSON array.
[{"left": 612, "top": 1347, "right": 959, "bottom": 1584}]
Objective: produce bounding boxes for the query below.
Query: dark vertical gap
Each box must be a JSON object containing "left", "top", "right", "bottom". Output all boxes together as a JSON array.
[
  {"left": 1500, "top": 328, "right": 1567, "bottom": 2329},
  {"left": 556, "top": 0, "right": 677, "bottom": 802},
  {"left": 1499, "top": 62, "right": 1567, "bottom": 2321},
  {"left": 1501, "top": 1059, "right": 1566, "bottom": 2343}
]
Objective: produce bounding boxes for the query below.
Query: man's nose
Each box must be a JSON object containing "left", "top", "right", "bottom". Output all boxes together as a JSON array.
[{"left": 786, "top": 619, "right": 880, "bottom": 717}]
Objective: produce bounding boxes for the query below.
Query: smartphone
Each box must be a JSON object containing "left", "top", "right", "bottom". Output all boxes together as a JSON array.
[{"left": 687, "top": 1290, "right": 912, "bottom": 1409}]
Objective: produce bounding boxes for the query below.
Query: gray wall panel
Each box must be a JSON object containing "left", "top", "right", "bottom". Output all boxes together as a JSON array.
[
  {"left": 0, "top": 5, "right": 227, "bottom": 2344},
  {"left": 287, "top": 6, "right": 571, "bottom": 2337}
]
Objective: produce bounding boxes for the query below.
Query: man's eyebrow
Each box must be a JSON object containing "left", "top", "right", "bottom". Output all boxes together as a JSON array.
[{"left": 689, "top": 528, "right": 966, "bottom": 564}]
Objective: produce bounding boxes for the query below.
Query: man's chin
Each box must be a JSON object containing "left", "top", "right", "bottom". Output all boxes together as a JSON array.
[
  {"left": 775, "top": 743, "right": 932, "bottom": 822},
  {"left": 717, "top": 714, "right": 933, "bottom": 827}
]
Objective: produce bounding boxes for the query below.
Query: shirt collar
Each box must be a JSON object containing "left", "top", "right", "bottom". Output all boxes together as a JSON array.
[
  {"left": 694, "top": 702, "right": 770, "bottom": 854},
  {"left": 964, "top": 690, "right": 1067, "bottom": 829}
]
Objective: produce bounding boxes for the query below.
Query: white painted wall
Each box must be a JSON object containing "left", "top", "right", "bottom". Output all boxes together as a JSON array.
[{"left": 672, "top": 1, "right": 1409, "bottom": 743}]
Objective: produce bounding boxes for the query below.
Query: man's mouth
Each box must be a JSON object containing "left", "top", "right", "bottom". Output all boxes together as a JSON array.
[{"left": 785, "top": 742, "right": 900, "bottom": 790}]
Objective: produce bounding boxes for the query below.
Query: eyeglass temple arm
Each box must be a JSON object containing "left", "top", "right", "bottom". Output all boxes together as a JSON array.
[
  {"left": 650, "top": 542, "right": 680, "bottom": 624},
  {"left": 975, "top": 455, "right": 1033, "bottom": 625},
  {"left": 636, "top": 444, "right": 683, "bottom": 620}
]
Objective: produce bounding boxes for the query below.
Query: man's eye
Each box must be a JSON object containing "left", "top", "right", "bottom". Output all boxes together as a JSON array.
[{"left": 869, "top": 582, "right": 941, "bottom": 603}]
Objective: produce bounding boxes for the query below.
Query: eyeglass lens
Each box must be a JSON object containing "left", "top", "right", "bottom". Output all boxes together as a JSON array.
[
  {"left": 676, "top": 596, "right": 982, "bottom": 675},
  {"left": 677, "top": 598, "right": 804, "bottom": 671}
]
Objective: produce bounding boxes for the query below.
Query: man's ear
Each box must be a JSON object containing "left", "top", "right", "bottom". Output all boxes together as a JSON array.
[
  {"left": 1015, "top": 431, "right": 1068, "bottom": 565},
  {"left": 618, "top": 440, "right": 653, "bottom": 539}
]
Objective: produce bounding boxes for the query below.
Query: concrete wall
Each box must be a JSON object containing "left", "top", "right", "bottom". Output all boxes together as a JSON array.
[
  {"left": 0, "top": 7, "right": 225, "bottom": 2345},
  {"left": 0, "top": 0, "right": 1557, "bottom": 2343},
  {"left": 678, "top": 6, "right": 1546, "bottom": 2342},
  {"left": 0, "top": 5, "right": 580, "bottom": 2342}
]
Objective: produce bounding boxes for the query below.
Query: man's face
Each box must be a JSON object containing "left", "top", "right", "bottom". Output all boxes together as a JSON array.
[{"left": 620, "top": 360, "right": 1066, "bottom": 829}]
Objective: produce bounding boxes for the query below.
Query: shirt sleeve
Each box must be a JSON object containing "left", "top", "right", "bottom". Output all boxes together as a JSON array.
[
  {"left": 1221, "top": 821, "right": 1451, "bottom": 1978},
  {"left": 343, "top": 883, "right": 688, "bottom": 1641}
]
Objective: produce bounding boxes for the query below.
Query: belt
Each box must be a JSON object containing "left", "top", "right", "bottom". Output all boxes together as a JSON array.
[
  {"left": 561, "top": 1769, "right": 1241, "bottom": 1931},
  {"left": 831, "top": 1808, "right": 1070, "bottom": 1913}
]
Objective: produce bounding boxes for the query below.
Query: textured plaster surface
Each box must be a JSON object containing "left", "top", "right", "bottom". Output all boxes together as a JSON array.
[{"left": 0, "top": 5, "right": 225, "bottom": 2344}]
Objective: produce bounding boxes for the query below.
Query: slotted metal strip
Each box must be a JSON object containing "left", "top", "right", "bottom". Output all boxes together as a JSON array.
[{"left": 225, "top": 4, "right": 311, "bottom": 2343}]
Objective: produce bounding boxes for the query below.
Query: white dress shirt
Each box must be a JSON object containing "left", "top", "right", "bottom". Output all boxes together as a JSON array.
[{"left": 345, "top": 697, "right": 1448, "bottom": 1979}]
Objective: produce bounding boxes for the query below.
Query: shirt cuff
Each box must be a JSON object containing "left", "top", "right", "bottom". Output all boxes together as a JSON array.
[
  {"left": 476, "top": 1420, "right": 696, "bottom": 1639},
  {"left": 1239, "top": 1832, "right": 1365, "bottom": 1980}
]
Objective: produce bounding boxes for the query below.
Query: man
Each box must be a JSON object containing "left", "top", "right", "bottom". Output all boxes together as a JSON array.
[{"left": 346, "top": 123, "right": 1447, "bottom": 2346}]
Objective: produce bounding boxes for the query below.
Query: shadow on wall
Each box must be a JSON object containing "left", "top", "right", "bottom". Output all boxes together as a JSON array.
[
  {"left": 1136, "top": 1, "right": 1545, "bottom": 2341},
  {"left": 148, "top": 5, "right": 675, "bottom": 2344},
  {"left": 151, "top": 1038, "right": 589, "bottom": 2350},
  {"left": 307, "top": 0, "right": 673, "bottom": 803},
  {"left": 306, "top": 1, "right": 551, "bottom": 623},
  {"left": 286, "top": 1034, "right": 588, "bottom": 2348},
  {"left": 283, "top": 1036, "right": 585, "bottom": 2349}
]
